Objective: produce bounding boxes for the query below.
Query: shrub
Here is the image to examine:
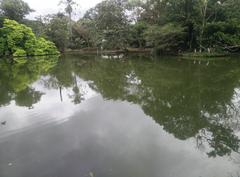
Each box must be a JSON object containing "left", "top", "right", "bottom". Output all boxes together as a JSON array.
[
  {"left": 0, "top": 19, "right": 59, "bottom": 57},
  {"left": 13, "top": 48, "right": 26, "bottom": 57}
]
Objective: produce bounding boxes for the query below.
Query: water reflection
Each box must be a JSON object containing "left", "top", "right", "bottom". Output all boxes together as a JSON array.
[
  {"left": 69, "top": 55, "right": 240, "bottom": 158},
  {"left": 1, "top": 54, "right": 240, "bottom": 177},
  {"left": 0, "top": 57, "right": 57, "bottom": 108}
]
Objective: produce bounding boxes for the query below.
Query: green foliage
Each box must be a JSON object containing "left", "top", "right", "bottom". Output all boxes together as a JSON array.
[
  {"left": 69, "top": 21, "right": 94, "bottom": 48},
  {"left": 0, "top": 0, "right": 237, "bottom": 53},
  {"left": 0, "top": 19, "right": 59, "bottom": 57},
  {"left": 74, "top": 19, "right": 103, "bottom": 48},
  {"left": 144, "top": 23, "right": 186, "bottom": 53},
  {"left": 59, "top": 0, "right": 77, "bottom": 40},
  {"left": 126, "top": 0, "right": 240, "bottom": 53},
  {"left": 224, "top": 0, "right": 240, "bottom": 21},
  {"left": 44, "top": 13, "right": 69, "bottom": 52},
  {"left": 13, "top": 48, "right": 26, "bottom": 57},
  {"left": 0, "top": 36, "right": 7, "bottom": 56},
  {"left": 83, "top": 0, "right": 130, "bottom": 49},
  {"left": 0, "top": 0, "right": 33, "bottom": 22},
  {"left": 129, "top": 22, "right": 147, "bottom": 48},
  {"left": 23, "top": 18, "right": 46, "bottom": 37},
  {"left": 204, "top": 21, "right": 240, "bottom": 50},
  {"left": 0, "top": 57, "right": 58, "bottom": 108}
]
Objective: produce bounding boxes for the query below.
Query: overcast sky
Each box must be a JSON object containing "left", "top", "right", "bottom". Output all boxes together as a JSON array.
[{"left": 24, "top": 0, "right": 102, "bottom": 20}]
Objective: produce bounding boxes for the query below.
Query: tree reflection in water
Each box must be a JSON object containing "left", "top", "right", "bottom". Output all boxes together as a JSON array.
[
  {"left": 69, "top": 54, "right": 240, "bottom": 157},
  {"left": 1, "top": 54, "right": 240, "bottom": 158},
  {"left": 0, "top": 57, "right": 58, "bottom": 108}
]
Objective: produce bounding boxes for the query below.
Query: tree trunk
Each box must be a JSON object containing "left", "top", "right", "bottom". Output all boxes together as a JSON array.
[{"left": 199, "top": 0, "right": 208, "bottom": 51}]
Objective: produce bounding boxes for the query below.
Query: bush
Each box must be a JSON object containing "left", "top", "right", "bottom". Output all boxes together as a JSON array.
[
  {"left": 13, "top": 48, "right": 26, "bottom": 57},
  {"left": 0, "top": 19, "right": 59, "bottom": 57}
]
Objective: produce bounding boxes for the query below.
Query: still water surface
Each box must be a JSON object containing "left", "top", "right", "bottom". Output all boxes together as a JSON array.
[{"left": 1, "top": 54, "right": 240, "bottom": 177}]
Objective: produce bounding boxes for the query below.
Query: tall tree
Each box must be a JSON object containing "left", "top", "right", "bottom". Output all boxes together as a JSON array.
[
  {"left": 59, "top": 0, "right": 76, "bottom": 39},
  {"left": 44, "top": 13, "right": 69, "bottom": 52},
  {"left": 198, "top": 0, "right": 209, "bottom": 51},
  {"left": 83, "top": 0, "right": 130, "bottom": 49},
  {"left": 0, "top": 0, "right": 33, "bottom": 22}
]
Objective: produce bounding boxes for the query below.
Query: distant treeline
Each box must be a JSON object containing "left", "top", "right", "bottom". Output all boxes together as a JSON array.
[{"left": 1, "top": 0, "right": 240, "bottom": 54}]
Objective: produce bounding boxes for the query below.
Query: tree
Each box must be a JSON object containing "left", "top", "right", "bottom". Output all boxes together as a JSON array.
[
  {"left": 0, "top": 19, "right": 59, "bottom": 57},
  {"left": 224, "top": 0, "right": 240, "bottom": 20},
  {"left": 83, "top": 0, "right": 130, "bottom": 49},
  {"left": 135, "top": 0, "right": 168, "bottom": 25},
  {"left": 0, "top": 0, "right": 34, "bottom": 22},
  {"left": 144, "top": 23, "right": 186, "bottom": 54},
  {"left": 129, "top": 22, "right": 147, "bottom": 48},
  {"left": 71, "top": 21, "right": 93, "bottom": 48},
  {"left": 128, "top": 0, "right": 194, "bottom": 50},
  {"left": 126, "top": 0, "right": 240, "bottom": 53},
  {"left": 59, "top": 0, "right": 77, "bottom": 39},
  {"left": 75, "top": 18, "right": 102, "bottom": 48},
  {"left": 204, "top": 21, "right": 240, "bottom": 52},
  {"left": 44, "top": 13, "right": 69, "bottom": 52},
  {"left": 23, "top": 17, "right": 46, "bottom": 37},
  {"left": 164, "top": 0, "right": 197, "bottom": 50},
  {"left": 197, "top": 0, "right": 210, "bottom": 51}
]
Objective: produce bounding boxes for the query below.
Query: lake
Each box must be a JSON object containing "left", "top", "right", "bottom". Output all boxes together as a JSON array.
[{"left": 1, "top": 54, "right": 240, "bottom": 177}]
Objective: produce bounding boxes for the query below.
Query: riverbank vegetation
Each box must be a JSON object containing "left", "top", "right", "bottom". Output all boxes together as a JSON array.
[
  {"left": 0, "top": 0, "right": 240, "bottom": 55},
  {"left": 0, "top": 19, "right": 59, "bottom": 57}
]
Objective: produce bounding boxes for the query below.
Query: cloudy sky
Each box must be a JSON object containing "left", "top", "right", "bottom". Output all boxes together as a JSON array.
[{"left": 24, "top": 0, "right": 102, "bottom": 20}]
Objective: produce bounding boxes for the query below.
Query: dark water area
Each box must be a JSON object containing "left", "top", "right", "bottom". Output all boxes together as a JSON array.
[{"left": 1, "top": 54, "right": 240, "bottom": 177}]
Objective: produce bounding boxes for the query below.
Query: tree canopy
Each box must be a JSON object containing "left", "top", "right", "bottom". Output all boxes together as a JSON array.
[
  {"left": 0, "top": 0, "right": 33, "bottom": 22},
  {"left": 0, "top": 19, "right": 59, "bottom": 57},
  {"left": 0, "top": 0, "right": 240, "bottom": 54}
]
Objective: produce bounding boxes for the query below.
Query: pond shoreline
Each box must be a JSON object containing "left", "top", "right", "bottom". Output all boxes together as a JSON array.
[
  {"left": 65, "top": 48, "right": 152, "bottom": 54},
  {"left": 64, "top": 48, "right": 240, "bottom": 58}
]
